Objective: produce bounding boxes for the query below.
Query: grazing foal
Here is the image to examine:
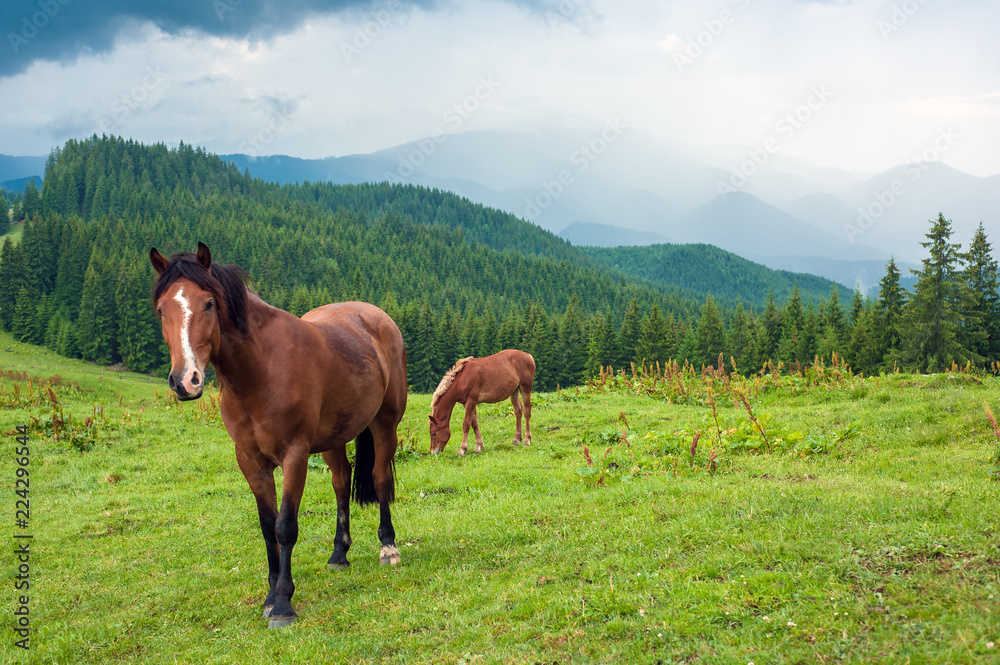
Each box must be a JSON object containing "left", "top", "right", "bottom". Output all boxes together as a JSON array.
[{"left": 428, "top": 349, "right": 535, "bottom": 454}]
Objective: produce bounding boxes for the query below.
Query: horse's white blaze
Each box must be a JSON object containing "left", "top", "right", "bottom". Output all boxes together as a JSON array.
[{"left": 173, "top": 288, "right": 198, "bottom": 376}]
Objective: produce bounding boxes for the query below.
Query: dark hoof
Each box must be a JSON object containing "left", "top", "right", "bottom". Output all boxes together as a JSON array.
[
  {"left": 262, "top": 604, "right": 273, "bottom": 619},
  {"left": 268, "top": 614, "right": 296, "bottom": 629},
  {"left": 328, "top": 560, "right": 350, "bottom": 570}
]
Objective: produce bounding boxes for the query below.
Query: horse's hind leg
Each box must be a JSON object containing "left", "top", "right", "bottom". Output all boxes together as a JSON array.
[
  {"left": 510, "top": 388, "right": 523, "bottom": 445},
  {"left": 369, "top": 418, "right": 402, "bottom": 566},
  {"left": 522, "top": 386, "right": 532, "bottom": 446},
  {"left": 323, "top": 446, "right": 352, "bottom": 569}
]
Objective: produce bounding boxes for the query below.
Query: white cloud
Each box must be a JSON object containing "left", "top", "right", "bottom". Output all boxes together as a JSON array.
[{"left": 0, "top": 0, "right": 997, "bottom": 176}]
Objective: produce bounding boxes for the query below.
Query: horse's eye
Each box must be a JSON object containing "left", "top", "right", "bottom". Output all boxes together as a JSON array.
[
  {"left": 205, "top": 300, "right": 214, "bottom": 312},
  {"left": 155, "top": 308, "right": 162, "bottom": 318}
]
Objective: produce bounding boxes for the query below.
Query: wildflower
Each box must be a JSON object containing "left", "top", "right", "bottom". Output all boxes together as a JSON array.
[
  {"left": 984, "top": 401, "right": 1000, "bottom": 440},
  {"left": 639, "top": 609, "right": 645, "bottom": 617},
  {"left": 987, "top": 642, "right": 995, "bottom": 650},
  {"left": 787, "top": 621, "right": 797, "bottom": 627},
  {"left": 762, "top": 616, "right": 771, "bottom": 622}
]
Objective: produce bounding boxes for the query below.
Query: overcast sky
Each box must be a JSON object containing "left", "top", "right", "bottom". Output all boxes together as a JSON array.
[{"left": 1, "top": 0, "right": 997, "bottom": 176}]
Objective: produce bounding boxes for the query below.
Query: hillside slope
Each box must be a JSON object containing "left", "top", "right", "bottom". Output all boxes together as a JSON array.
[{"left": 581, "top": 243, "right": 847, "bottom": 305}]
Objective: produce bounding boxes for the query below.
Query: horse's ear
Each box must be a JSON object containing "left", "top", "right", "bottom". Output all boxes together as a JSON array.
[
  {"left": 149, "top": 247, "right": 168, "bottom": 274},
  {"left": 196, "top": 242, "right": 212, "bottom": 271}
]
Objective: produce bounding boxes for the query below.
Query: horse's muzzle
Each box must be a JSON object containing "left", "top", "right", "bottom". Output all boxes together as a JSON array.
[{"left": 168, "top": 373, "right": 203, "bottom": 401}]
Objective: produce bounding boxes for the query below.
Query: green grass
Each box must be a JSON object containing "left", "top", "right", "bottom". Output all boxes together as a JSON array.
[
  {"left": 2, "top": 333, "right": 1000, "bottom": 663},
  {"left": 3, "top": 223, "right": 24, "bottom": 245}
]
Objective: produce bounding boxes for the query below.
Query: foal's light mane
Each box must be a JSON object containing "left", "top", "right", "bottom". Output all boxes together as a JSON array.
[{"left": 430, "top": 356, "right": 474, "bottom": 409}]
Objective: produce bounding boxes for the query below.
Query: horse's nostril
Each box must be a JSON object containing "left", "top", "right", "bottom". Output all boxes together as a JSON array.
[
  {"left": 168, "top": 375, "right": 177, "bottom": 391},
  {"left": 192, "top": 374, "right": 200, "bottom": 386}
]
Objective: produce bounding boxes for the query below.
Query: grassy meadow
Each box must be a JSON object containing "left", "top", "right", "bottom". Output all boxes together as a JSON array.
[{"left": 2, "top": 332, "right": 1000, "bottom": 664}]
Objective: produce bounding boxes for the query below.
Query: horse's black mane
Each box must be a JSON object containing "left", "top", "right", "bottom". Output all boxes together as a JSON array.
[{"left": 151, "top": 252, "right": 252, "bottom": 338}]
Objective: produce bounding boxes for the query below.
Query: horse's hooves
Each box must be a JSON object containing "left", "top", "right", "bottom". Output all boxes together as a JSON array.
[
  {"left": 268, "top": 614, "right": 296, "bottom": 629},
  {"left": 380, "top": 545, "right": 402, "bottom": 566},
  {"left": 328, "top": 560, "right": 350, "bottom": 570},
  {"left": 262, "top": 604, "right": 273, "bottom": 619}
]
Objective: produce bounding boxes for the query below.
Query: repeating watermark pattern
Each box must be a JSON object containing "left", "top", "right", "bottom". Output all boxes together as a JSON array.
[
  {"left": 383, "top": 76, "right": 501, "bottom": 181},
  {"left": 523, "top": 117, "right": 626, "bottom": 221},
  {"left": 545, "top": 0, "right": 589, "bottom": 30},
  {"left": 7, "top": 0, "right": 71, "bottom": 55},
  {"left": 716, "top": 84, "right": 833, "bottom": 198},
  {"left": 341, "top": 0, "right": 405, "bottom": 63},
  {"left": 877, "top": 0, "right": 932, "bottom": 40},
  {"left": 12, "top": 424, "right": 32, "bottom": 651},
  {"left": 239, "top": 103, "right": 293, "bottom": 158},
  {"left": 95, "top": 65, "right": 166, "bottom": 136},
  {"left": 673, "top": 0, "right": 751, "bottom": 72},
  {"left": 214, "top": 0, "right": 242, "bottom": 21},
  {"left": 843, "top": 127, "right": 958, "bottom": 243}
]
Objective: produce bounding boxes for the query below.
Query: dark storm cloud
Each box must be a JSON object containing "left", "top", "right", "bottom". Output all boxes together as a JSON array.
[
  {"left": 0, "top": 0, "right": 431, "bottom": 77},
  {"left": 1, "top": 0, "right": 588, "bottom": 78}
]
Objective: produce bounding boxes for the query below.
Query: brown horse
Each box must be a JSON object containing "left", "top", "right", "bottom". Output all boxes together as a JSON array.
[
  {"left": 428, "top": 349, "right": 535, "bottom": 454},
  {"left": 149, "top": 243, "right": 407, "bottom": 629}
]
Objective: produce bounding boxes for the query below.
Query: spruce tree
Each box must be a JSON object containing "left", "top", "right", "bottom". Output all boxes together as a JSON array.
[
  {"left": 288, "top": 284, "right": 313, "bottom": 317},
  {"left": 818, "top": 286, "right": 847, "bottom": 360},
  {"left": 460, "top": 312, "right": 484, "bottom": 358},
  {"left": 895, "top": 213, "right": 976, "bottom": 371},
  {"left": 0, "top": 190, "right": 9, "bottom": 231},
  {"left": 434, "top": 304, "right": 461, "bottom": 376},
  {"left": 759, "top": 290, "right": 781, "bottom": 361},
  {"left": 479, "top": 310, "right": 499, "bottom": 357},
  {"left": 406, "top": 302, "right": 436, "bottom": 393},
  {"left": 521, "top": 304, "right": 555, "bottom": 390},
  {"left": 76, "top": 253, "right": 119, "bottom": 365},
  {"left": 635, "top": 304, "right": 670, "bottom": 369},
  {"left": 20, "top": 179, "right": 41, "bottom": 219},
  {"left": 847, "top": 306, "right": 881, "bottom": 374},
  {"left": 0, "top": 237, "right": 21, "bottom": 329},
  {"left": 115, "top": 261, "right": 164, "bottom": 373},
  {"left": 617, "top": 298, "right": 641, "bottom": 368},
  {"left": 777, "top": 286, "right": 804, "bottom": 364},
  {"left": 726, "top": 301, "right": 755, "bottom": 373},
  {"left": 876, "top": 257, "right": 906, "bottom": 363},
  {"left": 694, "top": 295, "right": 726, "bottom": 369},
  {"left": 585, "top": 310, "right": 617, "bottom": 376},
  {"left": 11, "top": 286, "right": 37, "bottom": 343},
  {"left": 556, "top": 295, "right": 588, "bottom": 386},
  {"left": 963, "top": 222, "right": 999, "bottom": 363}
]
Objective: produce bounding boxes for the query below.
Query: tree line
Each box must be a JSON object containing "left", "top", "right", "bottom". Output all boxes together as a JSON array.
[{"left": 0, "top": 136, "right": 997, "bottom": 392}]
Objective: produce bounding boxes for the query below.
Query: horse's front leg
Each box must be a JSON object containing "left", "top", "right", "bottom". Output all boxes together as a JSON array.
[
  {"left": 459, "top": 404, "right": 474, "bottom": 455},
  {"left": 267, "top": 448, "right": 309, "bottom": 629},
  {"left": 235, "top": 448, "right": 280, "bottom": 620},
  {"left": 470, "top": 406, "right": 484, "bottom": 453}
]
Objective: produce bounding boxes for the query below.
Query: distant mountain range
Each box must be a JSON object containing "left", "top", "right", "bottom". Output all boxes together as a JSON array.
[
  {"left": 3, "top": 127, "right": 996, "bottom": 292},
  {"left": 0, "top": 154, "right": 45, "bottom": 193}
]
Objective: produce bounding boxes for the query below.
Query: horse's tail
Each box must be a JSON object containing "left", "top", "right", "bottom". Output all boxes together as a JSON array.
[{"left": 351, "top": 427, "right": 394, "bottom": 506}]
